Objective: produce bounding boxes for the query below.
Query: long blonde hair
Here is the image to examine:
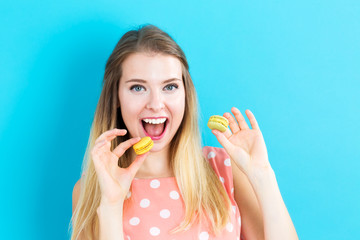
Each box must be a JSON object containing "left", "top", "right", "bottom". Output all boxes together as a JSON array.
[{"left": 69, "top": 24, "right": 231, "bottom": 239}]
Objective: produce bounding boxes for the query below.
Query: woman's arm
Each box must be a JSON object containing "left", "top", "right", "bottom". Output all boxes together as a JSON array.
[
  {"left": 212, "top": 107, "right": 299, "bottom": 240},
  {"left": 97, "top": 199, "right": 125, "bottom": 240},
  {"left": 72, "top": 178, "right": 126, "bottom": 240},
  {"left": 232, "top": 160, "right": 265, "bottom": 240},
  {"left": 248, "top": 167, "right": 298, "bottom": 240},
  {"left": 232, "top": 160, "right": 298, "bottom": 240},
  {"left": 90, "top": 129, "right": 148, "bottom": 240}
]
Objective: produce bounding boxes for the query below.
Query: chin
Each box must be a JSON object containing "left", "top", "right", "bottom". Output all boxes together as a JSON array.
[{"left": 149, "top": 142, "right": 169, "bottom": 153}]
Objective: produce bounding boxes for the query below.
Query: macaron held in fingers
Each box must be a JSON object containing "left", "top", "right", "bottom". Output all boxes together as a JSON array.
[
  {"left": 133, "top": 136, "right": 154, "bottom": 155},
  {"left": 207, "top": 115, "right": 229, "bottom": 132}
]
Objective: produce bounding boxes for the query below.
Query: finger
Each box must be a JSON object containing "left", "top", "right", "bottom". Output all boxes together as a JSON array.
[
  {"left": 231, "top": 107, "right": 249, "bottom": 130},
  {"left": 91, "top": 140, "right": 108, "bottom": 157},
  {"left": 245, "top": 109, "right": 260, "bottom": 130},
  {"left": 127, "top": 152, "right": 149, "bottom": 177},
  {"left": 97, "top": 139, "right": 112, "bottom": 153},
  {"left": 91, "top": 143, "right": 107, "bottom": 169},
  {"left": 95, "top": 129, "right": 127, "bottom": 145},
  {"left": 212, "top": 129, "right": 234, "bottom": 153},
  {"left": 224, "top": 112, "right": 240, "bottom": 134},
  {"left": 95, "top": 128, "right": 127, "bottom": 145},
  {"left": 223, "top": 126, "right": 232, "bottom": 139},
  {"left": 94, "top": 131, "right": 128, "bottom": 155},
  {"left": 112, "top": 137, "right": 142, "bottom": 158},
  {"left": 94, "top": 139, "right": 107, "bottom": 149}
]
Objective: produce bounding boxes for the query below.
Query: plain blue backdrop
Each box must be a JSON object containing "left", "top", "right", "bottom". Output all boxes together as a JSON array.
[{"left": 1, "top": 0, "right": 359, "bottom": 239}]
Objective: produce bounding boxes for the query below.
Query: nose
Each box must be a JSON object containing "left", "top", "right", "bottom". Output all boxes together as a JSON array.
[{"left": 146, "top": 90, "right": 165, "bottom": 111}]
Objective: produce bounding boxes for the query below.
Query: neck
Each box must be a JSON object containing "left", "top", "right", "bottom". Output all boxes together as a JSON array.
[{"left": 133, "top": 145, "right": 173, "bottom": 179}]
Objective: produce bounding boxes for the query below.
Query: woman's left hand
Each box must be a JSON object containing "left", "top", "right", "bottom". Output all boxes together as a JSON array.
[{"left": 212, "top": 107, "right": 272, "bottom": 178}]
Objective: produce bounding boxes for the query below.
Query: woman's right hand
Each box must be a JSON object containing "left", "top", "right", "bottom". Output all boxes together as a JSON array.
[{"left": 91, "top": 128, "right": 148, "bottom": 206}]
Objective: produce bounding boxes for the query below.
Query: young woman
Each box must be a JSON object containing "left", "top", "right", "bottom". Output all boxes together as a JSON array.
[{"left": 70, "top": 24, "right": 298, "bottom": 240}]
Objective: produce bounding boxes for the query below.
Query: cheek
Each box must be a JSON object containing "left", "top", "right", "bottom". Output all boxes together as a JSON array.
[
  {"left": 168, "top": 93, "right": 185, "bottom": 120},
  {"left": 119, "top": 93, "right": 139, "bottom": 122}
]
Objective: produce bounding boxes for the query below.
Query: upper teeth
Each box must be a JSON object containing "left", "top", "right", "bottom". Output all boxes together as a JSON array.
[{"left": 142, "top": 118, "right": 167, "bottom": 124}]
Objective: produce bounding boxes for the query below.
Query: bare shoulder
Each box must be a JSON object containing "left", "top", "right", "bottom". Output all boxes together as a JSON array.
[
  {"left": 72, "top": 178, "right": 82, "bottom": 214},
  {"left": 72, "top": 177, "right": 88, "bottom": 240}
]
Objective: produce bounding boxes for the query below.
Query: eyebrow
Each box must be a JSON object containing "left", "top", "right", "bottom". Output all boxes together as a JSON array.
[{"left": 125, "top": 78, "right": 181, "bottom": 84}]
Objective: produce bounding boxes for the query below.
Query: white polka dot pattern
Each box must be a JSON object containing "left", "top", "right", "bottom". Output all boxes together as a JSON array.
[
  {"left": 219, "top": 176, "right": 225, "bottom": 183},
  {"left": 226, "top": 222, "right": 233, "bottom": 232},
  {"left": 149, "top": 227, "right": 160, "bottom": 236},
  {"left": 232, "top": 205, "right": 236, "bottom": 214},
  {"left": 160, "top": 209, "right": 171, "bottom": 218},
  {"left": 207, "top": 151, "right": 216, "bottom": 159},
  {"left": 150, "top": 179, "right": 160, "bottom": 188},
  {"left": 169, "top": 190, "right": 179, "bottom": 200},
  {"left": 126, "top": 191, "right": 132, "bottom": 199},
  {"left": 224, "top": 158, "right": 231, "bottom": 166},
  {"left": 129, "top": 217, "right": 140, "bottom": 226},
  {"left": 140, "top": 198, "right": 150, "bottom": 208},
  {"left": 199, "top": 231, "right": 209, "bottom": 240},
  {"left": 122, "top": 146, "right": 241, "bottom": 239}
]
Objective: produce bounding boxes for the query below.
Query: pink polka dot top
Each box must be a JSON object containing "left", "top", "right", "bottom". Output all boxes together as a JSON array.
[{"left": 122, "top": 146, "right": 244, "bottom": 240}]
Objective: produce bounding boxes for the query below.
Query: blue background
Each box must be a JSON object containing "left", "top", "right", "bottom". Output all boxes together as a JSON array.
[{"left": 1, "top": 0, "right": 359, "bottom": 239}]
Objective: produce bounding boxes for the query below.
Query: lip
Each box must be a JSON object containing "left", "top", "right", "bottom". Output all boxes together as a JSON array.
[
  {"left": 140, "top": 116, "right": 168, "bottom": 120},
  {"left": 140, "top": 117, "right": 169, "bottom": 141}
]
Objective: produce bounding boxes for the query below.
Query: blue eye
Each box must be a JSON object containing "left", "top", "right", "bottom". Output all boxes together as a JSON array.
[
  {"left": 130, "top": 85, "right": 145, "bottom": 92},
  {"left": 164, "top": 84, "right": 178, "bottom": 91}
]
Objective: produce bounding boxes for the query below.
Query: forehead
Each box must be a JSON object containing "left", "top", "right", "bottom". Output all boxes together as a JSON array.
[{"left": 121, "top": 52, "right": 182, "bottom": 83}]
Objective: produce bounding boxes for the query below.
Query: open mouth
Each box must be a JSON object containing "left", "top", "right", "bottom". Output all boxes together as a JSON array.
[{"left": 141, "top": 118, "right": 168, "bottom": 140}]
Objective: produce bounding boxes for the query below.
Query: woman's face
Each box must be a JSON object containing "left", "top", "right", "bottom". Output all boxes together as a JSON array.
[{"left": 118, "top": 52, "right": 185, "bottom": 152}]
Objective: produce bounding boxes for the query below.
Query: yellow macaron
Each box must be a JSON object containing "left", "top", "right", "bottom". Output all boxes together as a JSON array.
[
  {"left": 133, "top": 136, "right": 154, "bottom": 155},
  {"left": 207, "top": 115, "right": 229, "bottom": 132}
]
